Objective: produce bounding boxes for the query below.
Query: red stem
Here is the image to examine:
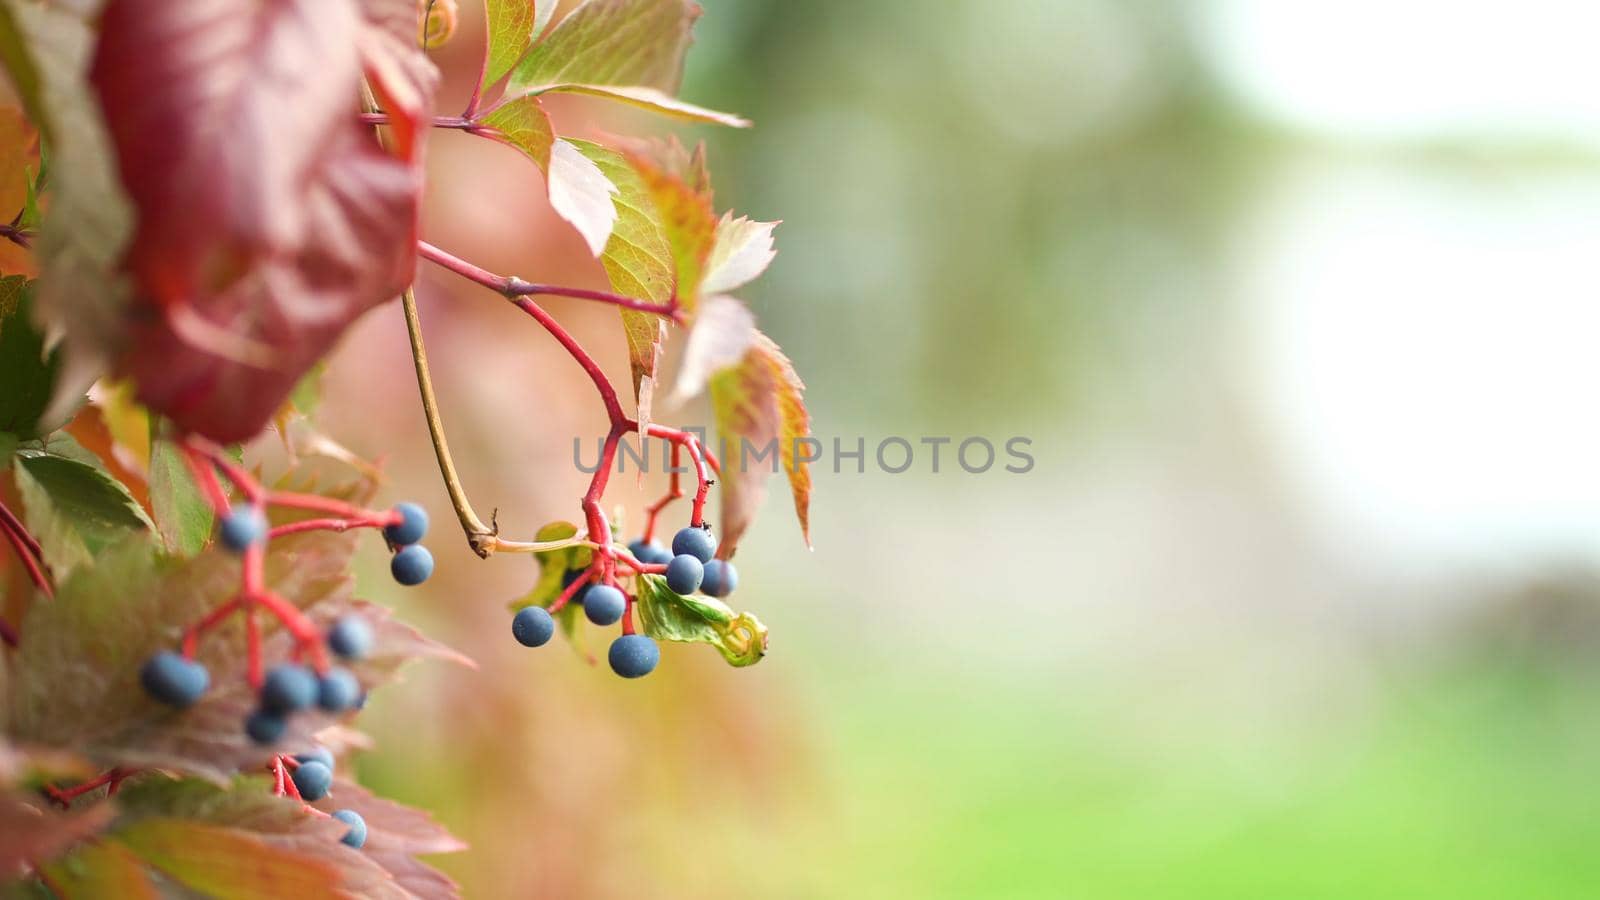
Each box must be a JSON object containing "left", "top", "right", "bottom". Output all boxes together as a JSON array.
[
  {"left": 418, "top": 240, "right": 681, "bottom": 319},
  {"left": 268, "top": 516, "right": 389, "bottom": 539},
  {"left": 0, "top": 499, "right": 41, "bottom": 559},
  {"left": 0, "top": 510, "right": 52, "bottom": 599}
]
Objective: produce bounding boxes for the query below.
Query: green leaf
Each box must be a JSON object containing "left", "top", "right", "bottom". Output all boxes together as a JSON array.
[
  {"left": 528, "top": 83, "right": 747, "bottom": 127},
  {"left": 510, "top": 521, "right": 594, "bottom": 659},
  {"left": 13, "top": 443, "right": 152, "bottom": 576},
  {"left": 39, "top": 840, "right": 157, "bottom": 900},
  {"left": 115, "top": 819, "right": 344, "bottom": 900},
  {"left": 147, "top": 436, "right": 213, "bottom": 557},
  {"left": 0, "top": 277, "right": 60, "bottom": 440},
  {"left": 634, "top": 572, "right": 768, "bottom": 666},
  {"left": 478, "top": 93, "right": 554, "bottom": 170},
  {"left": 481, "top": 0, "right": 555, "bottom": 95},
  {"left": 507, "top": 0, "right": 700, "bottom": 95}
]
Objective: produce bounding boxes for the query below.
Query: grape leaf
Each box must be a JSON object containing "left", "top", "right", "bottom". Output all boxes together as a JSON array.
[
  {"left": 477, "top": 94, "right": 554, "bottom": 169},
  {"left": 701, "top": 214, "right": 779, "bottom": 296},
  {"left": 0, "top": 0, "right": 135, "bottom": 421},
  {"left": 509, "top": 521, "right": 593, "bottom": 660},
  {"left": 671, "top": 294, "right": 755, "bottom": 403},
  {"left": 115, "top": 775, "right": 448, "bottom": 899},
  {"left": 528, "top": 84, "right": 747, "bottom": 127},
  {"left": 115, "top": 819, "right": 345, "bottom": 900},
  {"left": 0, "top": 792, "right": 113, "bottom": 877},
  {"left": 568, "top": 140, "right": 674, "bottom": 428},
  {"left": 0, "top": 276, "right": 59, "bottom": 440},
  {"left": 480, "top": 0, "right": 555, "bottom": 96},
  {"left": 507, "top": 0, "right": 699, "bottom": 95},
  {"left": 147, "top": 437, "right": 214, "bottom": 558},
  {"left": 634, "top": 572, "right": 767, "bottom": 666},
  {"left": 88, "top": 0, "right": 430, "bottom": 442},
  {"left": 13, "top": 444, "right": 153, "bottom": 577},
  {"left": 361, "top": 0, "right": 442, "bottom": 163},
  {"left": 547, "top": 138, "right": 620, "bottom": 258},
  {"left": 38, "top": 840, "right": 156, "bottom": 900},
  {"left": 708, "top": 332, "right": 813, "bottom": 553}
]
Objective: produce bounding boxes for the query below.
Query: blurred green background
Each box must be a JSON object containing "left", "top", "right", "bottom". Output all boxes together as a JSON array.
[{"left": 322, "top": 0, "right": 1600, "bottom": 896}]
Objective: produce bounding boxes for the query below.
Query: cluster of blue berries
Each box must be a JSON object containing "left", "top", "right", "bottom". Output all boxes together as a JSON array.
[
  {"left": 385, "top": 502, "right": 434, "bottom": 586},
  {"left": 243, "top": 616, "right": 372, "bottom": 744},
  {"left": 289, "top": 747, "right": 367, "bottom": 848},
  {"left": 139, "top": 616, "right": 373, "bottom": 741},
  {"left": 511, "top": 525, "right": 740, "bottom": 680}
]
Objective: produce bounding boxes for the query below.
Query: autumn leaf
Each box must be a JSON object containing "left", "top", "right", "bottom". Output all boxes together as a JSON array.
[
  {"left": 708, "top": 332, "right": 813, "bottom": 554},
  {"left": 479, "top": 0, "right": 556, "bottom": 96},
  {"left": 86, "top": 0, "right": 434, "bottom": 442},
  {"left": 529, "top": 83, "right": 747, "bottom": 127},
  {"left": 12, "top": 440, "right": 153, "bottom": 577},
  {"left": 701, "top": 214, "right": 780, "bottom": 296},
  {"left": 507, "top": 0, "right": 700, "bottom": 96},
  {"left": 0, "top": 276, "right": 61, "bottom": 441},
  {"left": 672, "top": 294, "right": 755, "bottom": 403}
]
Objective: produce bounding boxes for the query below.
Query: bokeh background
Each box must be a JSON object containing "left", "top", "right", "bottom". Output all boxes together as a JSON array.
[{"left": 322, "top": 1, "right": 1600, "bottom": 896}]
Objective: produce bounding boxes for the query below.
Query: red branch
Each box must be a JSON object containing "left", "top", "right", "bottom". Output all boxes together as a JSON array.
[
  {"left": 0, "top": 498, "right": 52, "bottom": 601},
  {"left": 44, "top": 768, "right": 136, "bottom": 808},
  {"left": 417, "top": 240, "right": 682, "bottom": 320}
]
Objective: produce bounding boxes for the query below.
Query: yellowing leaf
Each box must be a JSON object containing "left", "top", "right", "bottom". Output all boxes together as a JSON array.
[
  {"left": 548, "top": 137, "right": 619, "bottom": 257},
  {"left": 702, "top": 214, "right": 779, "bottom": 296},
  {"left": 567, "top": 140, "right": 674, "bottom": 420},
  {"left": 709, "top": 332, "right": 812, "bottom": 553},
  {"left": 508, "top": 0, "right": 699, "bottom": 95},
  {"left": 477, "top": 91, "right": 554, "bottom": 169},
  {"left": 532, "top": 83, "right": 747, "bottom": 127},
  {"left": 41, "top": 840, "right": 157, "bottom": 900},
  {"left": 116, "top": 819, "right": 344, "bottom": 900},
  {"left": 480, "top": 0, "right": 554, "bottom": 95}
]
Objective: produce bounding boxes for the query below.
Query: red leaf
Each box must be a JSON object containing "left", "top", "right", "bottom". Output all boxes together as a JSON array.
[{"left": 89, "top": 0, "right": 435, "bottom": 442}]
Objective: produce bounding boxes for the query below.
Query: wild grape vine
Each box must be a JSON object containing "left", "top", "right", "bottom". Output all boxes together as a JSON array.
[{"left": 0, "top": 0, "right": 809, "bottom": 894}]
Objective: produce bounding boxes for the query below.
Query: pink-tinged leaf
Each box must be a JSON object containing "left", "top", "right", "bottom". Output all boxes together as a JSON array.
[
  {"left": 115, "top": 818, "right": 346, "bottom": 899},
  {"left": 672, "top": 294, "right": 754, "bottom": 402},
  {"left": 508, "top": 0, "right": 700, "bottom": 95},
  {"left": 89, "top": 0, "right": 433, "bottom": 442},
  {"left": 709, "top": 332, "right": 813, "bottom": 553},
  {"left": 0, "top": 791, "right": 113, "bottom": 875},
  {"left": 547, "top": 138, "right": 619, "bottom": 257},
  {"left": 40, "top": 840, "right": 159, "bottom": 900},
  {"left": 701, "top": 214, "right": 779, "bottom": 295},
  {"left": 531, "top": 84, "right": 748, "bottom": 127},
  {"left": 312, "top": 780, "right": 467, "bottom": 856},
  {"left": 479, "top": 0, "right": 555, "bottom": 96},
  {"left": 115, "top": 775, "right": 441, "bottom": 899},
  {"left": 361, "top": 0, "right": 442, "bottom": 162}
]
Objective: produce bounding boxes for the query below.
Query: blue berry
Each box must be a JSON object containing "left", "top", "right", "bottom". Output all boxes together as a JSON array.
[
  {"left": 331, "top": 809, "right": 367, "bottom": 848},
  {"left": 665, "top": 554, "right": 704, "bottom": 595},
  {"left": 383, "top": 502, "right": 429, "bottom": 546},
  {"left": 219, "top": 506, "right": 267, "bottom": 552},
  {"left": 671, "top": 526, "right": 716, "bottom": 563},
  {"left": 260, "top": 663, "right": 318, "bottom": 713},
  {"left": 245, "top": 709, "right": 287, "bottom": 744},
  {"left": 608, "top": 634, "right": 660, "bottom": 678},
  {"left": 292, "top": 759, "right": 333, "bottom": 801},
  {"left": 140, "top": 651, "right": 209, "bottom": 708},
  {"left": 318, "top": 668, "right": 362, "bottom": 712},
  {"left": 700, "top": 560, "right": 739, "bottom": 597},
  {"left": 628, "top": 539, "right": 672, "bottom": 565},
  {"left": 512, "top": 606, "right": 555, "bottom": 647},
  {"left": 327, "top": 616, "right": 373, "bottom": 660},
  {"left": 295, "top": 747, "right": 335, "bottom": 772},
  {"left": 390, "top": 544, "right": 434, "bottom": 586},
  {"left": 584, "top": 585, "right": 626, "bottom": 626}
]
